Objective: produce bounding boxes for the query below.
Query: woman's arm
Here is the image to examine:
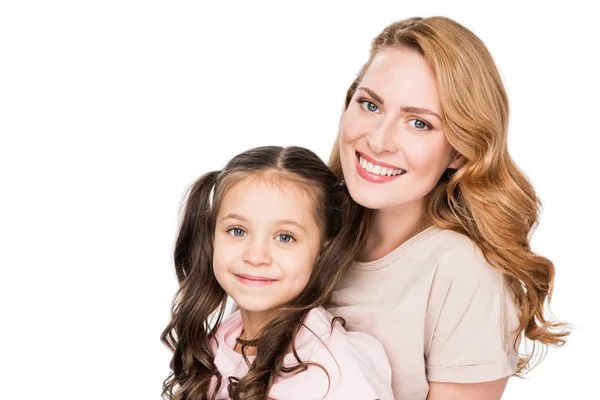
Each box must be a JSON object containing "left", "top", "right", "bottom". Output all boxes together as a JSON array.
[{"left": 427, "top": 378, "right": 508, "bottom": 400}]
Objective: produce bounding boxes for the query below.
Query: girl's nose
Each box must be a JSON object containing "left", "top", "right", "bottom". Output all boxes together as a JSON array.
[{"left": 242, "top": 238, "right": 272, "bottom": 267}]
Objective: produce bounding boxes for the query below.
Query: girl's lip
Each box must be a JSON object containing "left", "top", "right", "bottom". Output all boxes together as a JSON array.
[
  {"left": 356, "top": 151, "right": 403, "bottom": 170},
  {"left": 235, "top": 274, "right": 276, "bottom": 281},
  {"left": 234, "top": 274, "right": 277, "bottom": 287}
]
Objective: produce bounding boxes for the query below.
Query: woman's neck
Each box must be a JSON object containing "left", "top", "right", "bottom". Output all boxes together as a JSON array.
[{"left": 360, "top": 199, "right": 429, "bottom": 262}]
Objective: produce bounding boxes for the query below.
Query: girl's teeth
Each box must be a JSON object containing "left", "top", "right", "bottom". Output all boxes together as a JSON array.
[
  {"left": 381, "top": 167, "right": 388, "bottom": 175},
  {"left": 366, "top": 162, "right": 374, "bottom": 173},
  {"left": 373, "top": 165, "right": 381, "bottom": 175},
  {"left": 387, "top": 169, "right": 393, "bottom": 176}
]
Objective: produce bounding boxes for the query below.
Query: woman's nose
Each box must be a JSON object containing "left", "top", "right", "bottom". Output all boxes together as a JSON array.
[{"left": 366, "top": 118, "right": 399, "bottom": 154}]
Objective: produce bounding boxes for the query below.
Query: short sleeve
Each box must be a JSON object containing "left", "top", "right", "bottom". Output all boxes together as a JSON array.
[{"left": 424, "top": 243, "right": 520, "bottom": 383}]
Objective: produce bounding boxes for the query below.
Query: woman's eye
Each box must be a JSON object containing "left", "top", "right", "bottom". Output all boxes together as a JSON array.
[
  {"left": 408, "top": 119, "right": 431, "bottom": 130},
  {"left": 276, "top": 234, "right": 295, "bottom": 243},
  {"left": 359, "top": 100, "right": 380, "bottom": 113},
  {"left": 227, "top": 227, "right": 247, "bottom": 237}
]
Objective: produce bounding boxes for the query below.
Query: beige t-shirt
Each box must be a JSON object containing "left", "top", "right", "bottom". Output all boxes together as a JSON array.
[{"left": 327, "top": 226, "right": 520, "bottom": 400}]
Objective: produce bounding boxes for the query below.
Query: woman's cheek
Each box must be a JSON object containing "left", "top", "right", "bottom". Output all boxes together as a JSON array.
[{"left": 340, "top": 112, "right": 365, "bottom": 144}]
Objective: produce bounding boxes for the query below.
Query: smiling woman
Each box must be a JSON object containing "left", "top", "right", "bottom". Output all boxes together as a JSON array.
[
  {"left": 327, "top": 16, "right": 569, "bottom": 400},
  {"left": 339, "top": 47, "right": 461, "bottom": 217}
]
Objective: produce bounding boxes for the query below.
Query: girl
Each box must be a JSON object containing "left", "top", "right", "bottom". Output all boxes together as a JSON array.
[
  {"left": 327, "top": 16, "right": 569, "bottom": 399},
  {"left": 161, "top": 146, "right": 393, "bottom": 400}
]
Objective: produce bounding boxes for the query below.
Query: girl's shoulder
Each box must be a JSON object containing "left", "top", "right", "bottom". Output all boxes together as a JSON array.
[
  {"left": 299, "top": 306, "right": 386, "bottom": 348},
  {"left": 299, "top": 307, "right": 392, "bottom": 380},
  {"left": 271, "top": 307, "right": 393, "bottom": 400},
  {"left": 211, "top": 310, "right": 244, "bottom": 357}
]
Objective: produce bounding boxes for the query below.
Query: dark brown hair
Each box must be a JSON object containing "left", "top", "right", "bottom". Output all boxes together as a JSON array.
[{"left": 161, "top": 146, "right": 368, "bottom": 399}]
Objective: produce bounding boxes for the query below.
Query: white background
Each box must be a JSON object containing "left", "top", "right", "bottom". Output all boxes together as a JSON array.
[{"left": 1, "top": 1, "right": 597, "bottom": 399}]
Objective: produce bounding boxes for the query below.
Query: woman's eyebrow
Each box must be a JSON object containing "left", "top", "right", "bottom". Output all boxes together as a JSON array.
[
  {"left": 400, "top": 106, "right": 441, "bottom": 121},
  {"left": 356, "top": 86, "right": 384, "bottom": 105}
]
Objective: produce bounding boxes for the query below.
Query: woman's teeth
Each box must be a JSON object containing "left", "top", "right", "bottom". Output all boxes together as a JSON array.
[{"left": 359, "top": 155, "right": 406, "bottom": 176}]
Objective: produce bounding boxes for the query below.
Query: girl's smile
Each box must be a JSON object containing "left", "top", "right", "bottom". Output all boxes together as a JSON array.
[{"left": 233, "top": 273, "right": 278, "bottom": 287}]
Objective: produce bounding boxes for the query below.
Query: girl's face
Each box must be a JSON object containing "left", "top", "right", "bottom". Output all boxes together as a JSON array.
[
  {"left": 339, "top": 47, "right": 460, "bottom": 213},
  {"left": 213, "top": 177, "right": 321, "bottom": 314}
]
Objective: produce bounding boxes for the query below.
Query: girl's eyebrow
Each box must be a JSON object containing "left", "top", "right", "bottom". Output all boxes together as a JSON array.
[
  {"left": 276, "top": 219, "right": 306, "bottom": 233},
  {"left": 219, "top": 213, "right": 246, "bottom": 222},
  {"left": 357, "top": 86, "right": 442, "bottom": 121}
]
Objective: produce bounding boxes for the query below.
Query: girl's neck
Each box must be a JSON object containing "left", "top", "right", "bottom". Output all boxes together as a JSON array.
[
  {"left": 236, "top": 309, "right": 276, "bottom": 352},
  {"left": 360, "top": 199, "right": 429, "bottom": 262}
]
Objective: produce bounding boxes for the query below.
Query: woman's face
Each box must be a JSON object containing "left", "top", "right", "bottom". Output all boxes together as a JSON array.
[{"left": 339, "top": 47, "right": 460, "bottom": 212}]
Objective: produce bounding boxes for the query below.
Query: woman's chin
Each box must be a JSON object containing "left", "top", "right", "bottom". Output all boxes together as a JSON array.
[{"left": 345, "top": 185, "right": 389, "bottom": 210}]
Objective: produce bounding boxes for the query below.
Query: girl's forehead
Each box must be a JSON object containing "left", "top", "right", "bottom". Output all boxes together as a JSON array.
[
  {"left": 219, "top": 176, "right": 316, "bottom": 214},
  {"left": 215, "top": 177, "right": 322, "bottom": 238},
  {"left": 221, "top": 170, "right": 319, "bottom": 202}
]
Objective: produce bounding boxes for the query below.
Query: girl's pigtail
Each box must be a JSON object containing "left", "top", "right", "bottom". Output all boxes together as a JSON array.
[
  {"left": 162, "top": 170, "right": 226, "bottom": 400},
  {"left": 174, "top": 170, "right": 220, "bottom": 282}
]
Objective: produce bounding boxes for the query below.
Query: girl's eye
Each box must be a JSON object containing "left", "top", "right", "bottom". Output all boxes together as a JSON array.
[
  {"left": 358, "top": 100, "right": 380, "bottom": 113},
  {"left": 276, "top": 234, "right": 295, "bottom": 243},
  {"left": 227, "top": 227, "right": 247, "bottom": 237}
]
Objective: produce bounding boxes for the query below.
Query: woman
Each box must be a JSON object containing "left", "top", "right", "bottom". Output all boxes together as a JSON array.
[{"left": 327, "top": 16, "right": 568, "bottom": 399}]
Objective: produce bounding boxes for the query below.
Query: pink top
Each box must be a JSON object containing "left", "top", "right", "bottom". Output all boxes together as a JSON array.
[{"left": 210, "top": 306, "right": 394, "bottom": 399}]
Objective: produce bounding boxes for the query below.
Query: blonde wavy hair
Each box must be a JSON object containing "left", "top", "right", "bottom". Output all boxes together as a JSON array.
[{"left": 329, "top": 16, "right": 568, "bottom": 373}]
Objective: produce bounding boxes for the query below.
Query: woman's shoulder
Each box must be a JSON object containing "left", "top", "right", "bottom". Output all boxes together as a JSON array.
[
  {"left": 423, "top": 231, "right": 521, "bottom": 383},
  {"left": 399, "top": 226, "right": 482, "bottom": 263},
  {"left": 427, "top": 226, "right": 479, "bottom": 253},
  {"left": 429, "top": 228, "right": 498, "bottom": 280}
]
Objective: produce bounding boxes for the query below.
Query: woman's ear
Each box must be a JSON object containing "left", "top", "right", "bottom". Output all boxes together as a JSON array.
[{"left": 448, "top": 152, "right": 463, "bottom": 169}]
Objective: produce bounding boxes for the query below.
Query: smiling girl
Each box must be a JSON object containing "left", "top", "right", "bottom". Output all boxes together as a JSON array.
[
  {"left": 161, "top": 146, "right": 393, "bottom": 400},
  {"left": 327, "top": 16, "right": 569, "bottom": 399}
]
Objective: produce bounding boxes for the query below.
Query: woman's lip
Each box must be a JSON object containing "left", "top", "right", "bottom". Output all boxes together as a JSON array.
[
  {"left": 356, "top": 151, "right": 403, "bottom": 170},
  {"left": 234, "top": 274, "right": 277, "bottom": 287},
  {"left": 355, "top": 153, "right": 403, "bottom": 183}
]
